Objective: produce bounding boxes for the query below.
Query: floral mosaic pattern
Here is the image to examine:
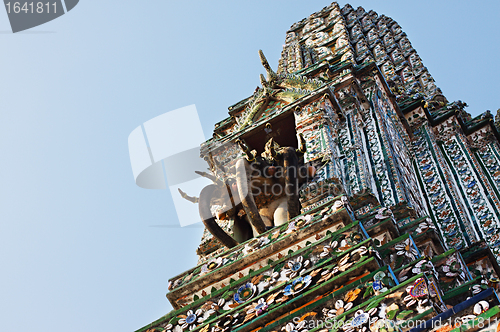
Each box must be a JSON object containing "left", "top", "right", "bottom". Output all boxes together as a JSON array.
[
  {"left": 335, "top": 99, "right": 371, "bottom": 196},
  {"left": 204, "top": 248, "right": 379, "bottom": 332},
  {"left": 427, "top": 294, "right": 499, "bottom": 332},
  {"left": 160, "top": 227, "right": 372, "bottom": 332},
  {"left": 397, "top": 217, "right": 443, "bottom": 258},
  {"left": 442, "top": 136, "right": 500, "bottom": 257},
  {"left": 394, "top": 257, "right": 438, "bottom": 284},
  {"left": 360, "top": 207, "right": 395, "bottom": 230},
  {"left": 294, "top": 98, "right": 338, "bottom": 164},
  {"left": 168, "top": 198, "right": 350, "bottom": 294},
  {"left": 401, "top": 217, "right": 437, "bottom": 237},
  {"left": 378, "top": 234, "right": 420, "bottom": 270},
  {"left": 363, "top": 95, "right": 397, "bottom": 207},
  {"left": 256, "top": 273, "right": 439, "bottom": 332},
  {"left": 412, "top": 127, "right": 470, "bottom": 250},
  {"left": 373, "top": 87, "right": 418, "bottom": 207},
  {"left": 161, "top": 221, "right": 369, "bottom": 331},
  {"left": 477, "top": 145, "right": 500, "bottom": 198},
  {"left": 431, "top": 250, "right": 470, "bottom": 293},
  {"left": 467, "top": 255, "right": 500, "bottom": 291}
]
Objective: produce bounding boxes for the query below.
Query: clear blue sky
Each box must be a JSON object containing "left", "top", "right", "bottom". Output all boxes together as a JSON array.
[{"left": 0, "top": 1, "right": 498, "bottom": 331}]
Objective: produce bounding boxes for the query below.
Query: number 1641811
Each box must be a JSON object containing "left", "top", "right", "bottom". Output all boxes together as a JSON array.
[{"left": 5, "top": 2, "right": 58, "bottom": 14}]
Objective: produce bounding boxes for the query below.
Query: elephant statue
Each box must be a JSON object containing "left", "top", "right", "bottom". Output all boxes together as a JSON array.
[{"left": 179, "top": 133, "right": 315, "bottom": 249}]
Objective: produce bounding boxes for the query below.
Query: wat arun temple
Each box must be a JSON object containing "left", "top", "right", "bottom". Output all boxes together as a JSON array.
[{"left": 137, "top": 3, "right": 500, "bottom": 332}]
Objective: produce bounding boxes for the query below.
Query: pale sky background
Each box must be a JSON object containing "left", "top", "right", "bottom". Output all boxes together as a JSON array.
[{"left": 0, "top": 1, "right": 498, "bottom": 331}]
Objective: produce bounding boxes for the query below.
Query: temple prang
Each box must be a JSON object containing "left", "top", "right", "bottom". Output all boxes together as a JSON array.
[{"left": 137, "top": 3, "right": 500, "bottom": 332}]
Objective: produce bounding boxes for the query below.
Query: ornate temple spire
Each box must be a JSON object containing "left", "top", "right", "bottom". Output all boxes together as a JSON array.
[{"left": 138, "top": 4, "right": 500, "bottom": 332}]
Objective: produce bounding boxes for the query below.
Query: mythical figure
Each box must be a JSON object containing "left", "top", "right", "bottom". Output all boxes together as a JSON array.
[
  {"left": 179, "top": 134, "right": 314, "bottom": 248},
  {"left": 178, "top": 50, "right": 324, "bottom": 248}
]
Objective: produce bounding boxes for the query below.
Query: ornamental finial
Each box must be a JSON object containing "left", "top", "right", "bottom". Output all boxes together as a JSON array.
[{"left": 259, "top": 50, "right": 278, "bottom": 85}]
